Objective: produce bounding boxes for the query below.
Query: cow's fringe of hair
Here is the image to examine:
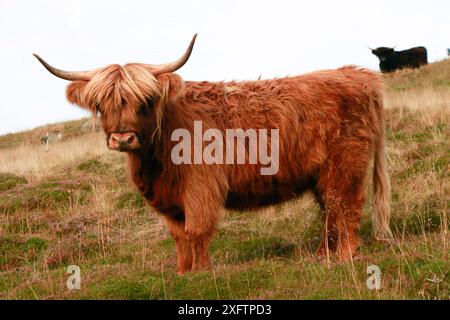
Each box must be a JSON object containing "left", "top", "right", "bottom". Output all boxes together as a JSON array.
[
  {"left": 152, "top": 78, "right": 169, "bottom": 142},
  {"left": 151, "top": 73, "right": 185, "bottom": 142},
  {"left": 66, "top": 63, "right": 176, "bottom": 142},
  {"left": 91, "top": 110, "right": 97, "bottom": 131},
  {"left": 151, "top": 99, "right": 165, "bottom": 142},
  {"left": 66, "top": 64, "right": 159, "bottom": 114}
]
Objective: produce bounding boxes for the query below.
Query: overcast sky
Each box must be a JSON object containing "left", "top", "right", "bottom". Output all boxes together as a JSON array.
[{"left": 0, "top": 0, "right": 448, "bottom": 135}]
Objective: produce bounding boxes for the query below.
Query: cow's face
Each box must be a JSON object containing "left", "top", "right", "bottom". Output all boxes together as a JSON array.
[
  {"left": 371, "top": 47, "right": 394, "bottom": 60},
  {"left": 98, "top": 97, "right": 153, "bottom": 152},
  {"left": 33, "top": 34, "right": 196, "bottom": 152},
  {"left": 65, "top": 68, "right": 185, "bottom": 152},
  {"left": 65, "top": 65, "right": 160, "bottom": 152}
]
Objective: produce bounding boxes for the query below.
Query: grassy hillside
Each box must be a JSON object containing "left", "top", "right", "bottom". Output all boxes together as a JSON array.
[{"left": 0, "top": 61, "right": 448, "bottom": 300}]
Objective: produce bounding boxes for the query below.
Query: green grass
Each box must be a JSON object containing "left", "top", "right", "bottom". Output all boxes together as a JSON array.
[
  {"left": 0, "top": 180, "right": 91, "bottom": 214},
  {"left": 0, "top": 173, "right": 27, "bottom": 192},
  {"left": 77, "top": 158, "right": 108, "bottom": 174},
  {"left": 115, "top": 192, "right": 146, "bottom": 210},
  {"left": 0, "top": 236, "right": 49, "bottom": 270},
  {"left": 210, "top": 232, "right": 297, "bottom": 264}
]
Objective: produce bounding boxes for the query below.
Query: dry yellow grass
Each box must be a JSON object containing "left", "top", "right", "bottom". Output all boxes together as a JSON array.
[{"left": 0, "top": 132, "right": 109, "bottom": 182}]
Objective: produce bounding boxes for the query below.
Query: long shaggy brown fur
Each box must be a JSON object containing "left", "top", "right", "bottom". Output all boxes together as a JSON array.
[{"left": 65, "top": 63, "right": 392, "bottom": 274}]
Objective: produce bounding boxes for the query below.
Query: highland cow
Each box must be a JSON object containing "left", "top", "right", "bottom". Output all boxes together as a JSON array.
[
  {"left": 34, "top": 34, "right": 392, "bottom": 274},
  {"left": 370, "top": 46, "right": 428, "bottom": 73}
]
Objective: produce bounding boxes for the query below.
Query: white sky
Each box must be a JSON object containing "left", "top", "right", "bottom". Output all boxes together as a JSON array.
[{"left": 0, "top": 0, "right": 448, "bottom": 135}]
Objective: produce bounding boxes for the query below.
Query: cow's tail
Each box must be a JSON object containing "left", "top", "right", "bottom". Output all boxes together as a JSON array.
[{"left": 372, "top": 101, "right": 393, "bottom": 242}]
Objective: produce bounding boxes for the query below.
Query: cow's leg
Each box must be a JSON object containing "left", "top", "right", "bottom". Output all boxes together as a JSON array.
[
  {"left": 313, "top": 189, "right": 338, "bottom": 256},
  {"left": 315, "top": 196, "right": 338, "bottom": 258},
  {"left": 316, "top": 141, "right": 370, "bottom": 261},
  {"left": 184, "top": 206, "right": 218, "bottom": 272},
  {"left": 180, "top": 175, "right": 226, "bottom": 272},
  {"left": 187, "top": 230, "right": 214, "bottom": 272},
  {"left": 163, "top": 214, "right": 192, "bottom": 275},
  {"left": 316, "top": 189, "right": 364, "bottom": 261},
  {"left": 183, "top": 186, "right": 224, "bottom": 272}
]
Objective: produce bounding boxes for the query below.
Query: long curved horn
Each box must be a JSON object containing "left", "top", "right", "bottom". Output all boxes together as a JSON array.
[
  {"left": 144, "top": 34, "right": 197, "bottom": 76},
  {"left": 33, "top": 54, "right": 91, "bottom": 81}
]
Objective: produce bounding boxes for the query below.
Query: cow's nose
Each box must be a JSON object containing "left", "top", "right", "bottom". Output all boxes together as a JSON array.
[{"left": 109, "top": 132, "right": 139, "bottom": 150}]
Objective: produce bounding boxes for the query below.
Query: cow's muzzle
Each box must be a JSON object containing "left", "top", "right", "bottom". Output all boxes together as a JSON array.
[{"left": 108, "top": 132, "right": 141, "bottom": 151}]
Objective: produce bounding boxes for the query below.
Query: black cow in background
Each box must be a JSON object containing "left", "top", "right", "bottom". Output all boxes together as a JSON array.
[{"left": 371, "top": 46, "right": 428, "bottom": 73}]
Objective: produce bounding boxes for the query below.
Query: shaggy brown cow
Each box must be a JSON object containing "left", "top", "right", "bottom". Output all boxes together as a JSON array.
[{"left": 34, "top": 35, "right": 392, "bottom": 274}]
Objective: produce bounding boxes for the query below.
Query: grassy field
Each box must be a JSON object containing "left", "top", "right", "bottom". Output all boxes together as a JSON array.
[{"left": 0, "top": 61, "right": 448, "bottom": 300}]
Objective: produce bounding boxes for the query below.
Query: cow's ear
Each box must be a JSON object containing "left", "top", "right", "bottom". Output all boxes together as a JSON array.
[
  {"left": 155, "top": 73, "right": 185, "bottom": 105},
  {"left": 66, "top": 80, "right": 95, "bottom": 112}
]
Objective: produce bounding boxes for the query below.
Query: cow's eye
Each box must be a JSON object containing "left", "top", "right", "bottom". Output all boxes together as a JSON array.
[
  {"left": 139, "top": 97, "right": 155, "bottom": 116},
  {"left": 145, "top": 97, "right": 155, "bottom": 108},
  {"left": 139, "top": 104, "right": 149, "bottom": 117}
]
